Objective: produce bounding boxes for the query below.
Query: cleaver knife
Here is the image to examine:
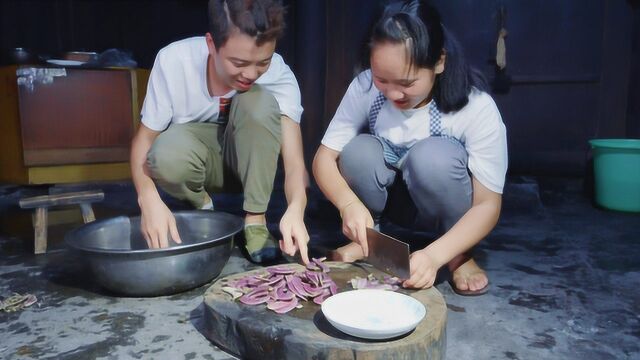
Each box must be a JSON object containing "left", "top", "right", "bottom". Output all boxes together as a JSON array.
[{"left": 365, "top": 228, "right": 411, "bottom": 279}]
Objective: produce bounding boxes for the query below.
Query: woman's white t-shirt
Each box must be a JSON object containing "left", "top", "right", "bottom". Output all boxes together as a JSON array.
[
  {"left": 141, "top": 36, "right": 303, "bottom": 131},
  {"left": 321, "top": 70, "right": 508, "bottom": 194}
]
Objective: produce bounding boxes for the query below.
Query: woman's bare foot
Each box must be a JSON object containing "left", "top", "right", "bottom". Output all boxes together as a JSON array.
[
  {"left": 449, "top": 257, "right": 489, "bottom": 295},
  {"left": 329, "top": 242, "right": 365, "bottom": 263}
]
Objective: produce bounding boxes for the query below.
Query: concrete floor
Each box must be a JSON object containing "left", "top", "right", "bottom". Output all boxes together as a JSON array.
[{"left": 0, "top": 176, "right": 638, "bottom": 359}]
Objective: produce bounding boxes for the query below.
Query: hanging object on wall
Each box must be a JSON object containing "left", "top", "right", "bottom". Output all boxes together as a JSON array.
[
  {"left": 492, "top": 5, "right": 511, "bottom": 94},
  {"left": 496, "top": 28, "right": 508, "bottom": 70}
]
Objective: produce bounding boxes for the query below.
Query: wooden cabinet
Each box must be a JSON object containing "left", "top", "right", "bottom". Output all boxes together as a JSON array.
[{"left": 0, "top": 65, "right": 149, "bottom": 184}]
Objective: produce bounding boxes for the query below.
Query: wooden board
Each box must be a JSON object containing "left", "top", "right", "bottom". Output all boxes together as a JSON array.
[
  {"left": 26, "top": 162, "right": 131, "bottom": 184},
  {"left": 19, "top": 190, "right": 104, "bottom": 209},
  {"left": 203, "top": 262, "right": 447, "bottom": 360}
]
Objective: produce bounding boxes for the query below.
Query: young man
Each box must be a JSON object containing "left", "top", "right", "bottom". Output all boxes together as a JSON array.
[{"left": 130, "top": 0, "right": 309, "bottom": 264}]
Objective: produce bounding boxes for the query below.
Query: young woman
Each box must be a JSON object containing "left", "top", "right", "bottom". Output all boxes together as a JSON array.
[{"left": 313, "top": 0, "right": 507, "bottom": 295}]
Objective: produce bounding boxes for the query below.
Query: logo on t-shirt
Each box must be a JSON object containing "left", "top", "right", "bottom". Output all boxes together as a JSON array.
[{"left": 216, "top": 97, "right": 232, "bottom": 124}]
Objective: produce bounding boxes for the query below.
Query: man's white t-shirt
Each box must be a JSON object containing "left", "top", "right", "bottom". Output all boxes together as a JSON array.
[
  {"left": 141, "top": 36, "right": 303, "bottom": 131},
  {"left": 321, "top": 70, "right": 508, "bottom": 194}
]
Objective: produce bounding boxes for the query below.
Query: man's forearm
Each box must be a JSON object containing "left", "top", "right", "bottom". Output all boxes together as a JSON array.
[
  {"left": 130, "top": 126, "right": 162, "bottom": 203},
  {"left": 284, "top": 166, "right": 307, "bottom": 213},
  {"left": 280, "top": 116, "right": 307, "bottom": 215}
]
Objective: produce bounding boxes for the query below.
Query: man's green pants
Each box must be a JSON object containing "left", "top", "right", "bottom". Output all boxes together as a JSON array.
[{"left": 146, "top": 85, "right": 282, "bottom": 213}]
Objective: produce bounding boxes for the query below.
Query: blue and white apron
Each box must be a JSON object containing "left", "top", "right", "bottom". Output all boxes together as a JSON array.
[{"left": 367, "top": 92, "right": 463, "bottom": 168}]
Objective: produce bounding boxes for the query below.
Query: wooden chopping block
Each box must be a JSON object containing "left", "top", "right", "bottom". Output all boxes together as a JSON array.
[{"left": 203, "top": 262, "right": 447, "bottom": 360}]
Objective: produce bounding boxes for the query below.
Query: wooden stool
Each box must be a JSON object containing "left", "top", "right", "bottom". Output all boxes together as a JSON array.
[{"left": 19, "top": 190, "right": 104, "bottom": 254}]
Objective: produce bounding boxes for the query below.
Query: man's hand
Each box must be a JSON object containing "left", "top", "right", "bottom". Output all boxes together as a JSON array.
[
  {"left": 339, "top": 200, "right": 373, "bottom": 257},
  {"left": 139, "top": 194, "right": 182, "bottom": 249},
  {"left": 279, "top": 207, "right": 310, "bottom": 264},
  {"left": 403, "top": 249, "right": 440, "bottom": 289},
  {"left": 279, "top": 116, "right": 310, "bottom": 264},
  {"left": 130, "top": 124, "right": 181, "bottom": 249}
]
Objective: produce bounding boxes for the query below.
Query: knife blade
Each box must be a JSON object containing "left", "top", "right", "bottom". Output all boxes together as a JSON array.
[{"left": 365, "top": 228, "right": 411, "bottom": 279}]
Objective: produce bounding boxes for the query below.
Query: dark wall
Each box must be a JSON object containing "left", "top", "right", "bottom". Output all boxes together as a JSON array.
[
  {"left": 628, "top": 4, "right": 640, "bottom": 138},
  {"left": 439, "top": 0, "right": 609, "bottom": 175},
  {"left": 0, "top": 0, "right": 210, "bottom": 68},
  {"left": 318, "top": 0, "right": 637, "bottom": 176},
  {"left": 1, "top": 0, "right": 638, "bottom": 176}
]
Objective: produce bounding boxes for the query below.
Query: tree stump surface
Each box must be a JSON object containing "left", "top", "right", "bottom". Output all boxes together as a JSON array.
[{"left": 203, "top": 262, "right": 447, "bottom": 360}]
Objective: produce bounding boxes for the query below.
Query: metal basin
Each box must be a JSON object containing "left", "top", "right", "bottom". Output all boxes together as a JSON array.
[{"left": 65, "top": 211, "right": 243, "bottom": 297}]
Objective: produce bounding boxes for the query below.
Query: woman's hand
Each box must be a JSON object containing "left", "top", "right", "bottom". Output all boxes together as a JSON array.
[
  {"left": 403, "top": 249, "right": 440, "bottom": 289},
  {"left": 339, "top": 200, "right": 374, "bottom": 256},
  {"left": 139, "top": 194, "right": 182, "bottom": 249},
  {"left": 279, "top": 207, "right": 310, "bottom": 264}
]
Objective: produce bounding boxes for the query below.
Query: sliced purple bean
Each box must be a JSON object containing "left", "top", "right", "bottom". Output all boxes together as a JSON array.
[
  {"left": 267, "top": 274, "right": 285, "bottom": 286},
  {"left": 250, "top": 275, "right": 269, "bottom": 284},
  {"left": 228, "top": 258, "right": 339, "bottom": 314},
  {"left": 271, "top": 279, "right": 287, "bottom": 290},
  {"left": 304, "top": 271, "right": 320, "bottom": 286},
  {"left": 233, "top": 275, "right": 269, "bottom": 288},
  {"left": 275, "top": 286, "right": 296, "bottom": 301},
  {"left": 239, "top": 290, "right": 270, "bottom": 305},
  {"left": 312, "top": 257, "right": 330, "bottom": 273},
  {"left": 268, "top": 266, "right": 297, "bottom": 275},
  {"left": 301, "top": 282, "right": 324, "bottom": 297},
  {"left": 305, "top": 262, "right": 320, "bottom": 271},
  {"left": 286, "top": 275, "right": 309, "bottom": 300},
  {"left": 267, "top": 297, "right": 299, "bottom": 314},
  {"left": 313, "top": 288, "right": 332, "bottom": 305},
  {"left": 252, "top": 284, "right": 270, "bottom": 293},
  {"left": 246, "top": 286, "right": 269, "bottom": 297}
]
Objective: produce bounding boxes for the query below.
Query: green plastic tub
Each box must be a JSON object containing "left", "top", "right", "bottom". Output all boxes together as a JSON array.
[{"left": 589, "top": 139, "right": 640, "bottom": 212}]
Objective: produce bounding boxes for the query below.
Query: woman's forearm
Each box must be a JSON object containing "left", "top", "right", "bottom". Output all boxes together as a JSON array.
[
  {"left": 424, "top": 178, "right": 502, "bottom": 267},
  {"left": 312, "top": 146, "right": 361, "bottom": 212}
]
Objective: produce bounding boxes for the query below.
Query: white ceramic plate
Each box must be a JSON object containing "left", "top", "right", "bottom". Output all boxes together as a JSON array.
[
  {"left": 321, "top": 289, "right": 426, "bottom": 339},
  {"left": 46, "top": 59, "right": 85, "bottom": 66}
]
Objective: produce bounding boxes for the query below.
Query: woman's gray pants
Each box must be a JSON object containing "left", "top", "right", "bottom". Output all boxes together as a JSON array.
[{"left": 338, "top": 134, "right": 472, "bottom": 234}]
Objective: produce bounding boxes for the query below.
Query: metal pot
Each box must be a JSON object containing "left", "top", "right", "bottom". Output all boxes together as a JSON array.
[{"left": 65, "top": 211, "right": 243, "bottom": 297}]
